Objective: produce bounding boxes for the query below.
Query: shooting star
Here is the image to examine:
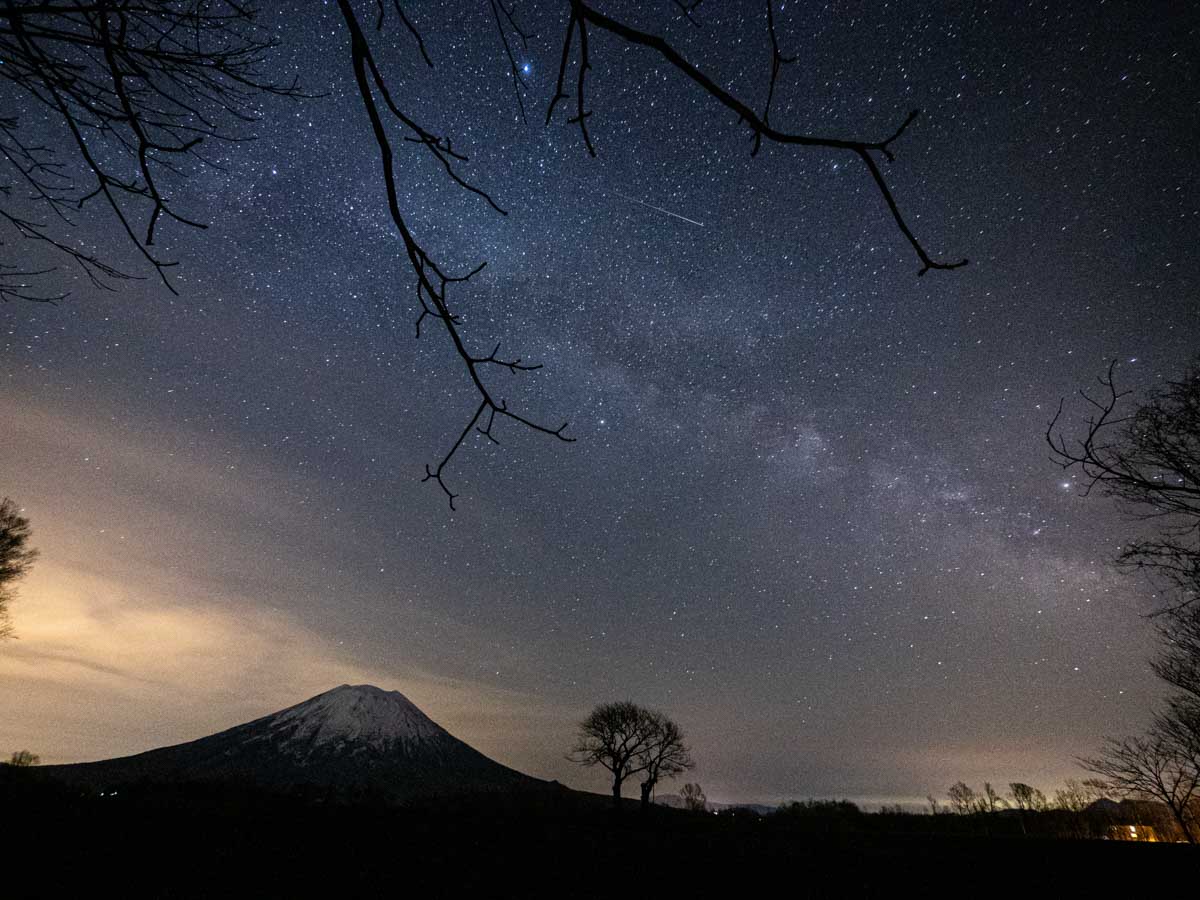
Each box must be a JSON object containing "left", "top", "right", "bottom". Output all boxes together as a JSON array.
[
  {"left": 563, "top": 172, "right": 706, "bottom": 228},
  {"left": 609, "top": 188, "right": 706, "bottom": 228}
]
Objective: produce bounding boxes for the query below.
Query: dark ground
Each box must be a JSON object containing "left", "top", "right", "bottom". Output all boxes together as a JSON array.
[{"left": 4, "top": 769, "right": 1193, "bottom": 897}]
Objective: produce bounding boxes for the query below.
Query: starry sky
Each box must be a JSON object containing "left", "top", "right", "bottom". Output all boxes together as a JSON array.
[{"left": 2, "top": 1, "right": 1198, "bottom": 806}]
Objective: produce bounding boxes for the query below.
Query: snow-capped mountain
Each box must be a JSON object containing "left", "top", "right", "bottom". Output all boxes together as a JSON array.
[
  {"left": 40, "top": 684, "right": 551, "bottom": 800},
  {"left": 268, "top": 683, "right": 455, "bottom": 754}
]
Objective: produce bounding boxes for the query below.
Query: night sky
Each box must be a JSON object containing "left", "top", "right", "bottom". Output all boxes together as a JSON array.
[{"left": 2, "top": 1, "right": 1198, "bottom": 806}]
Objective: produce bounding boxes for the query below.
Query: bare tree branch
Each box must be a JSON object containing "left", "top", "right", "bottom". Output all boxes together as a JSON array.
[
  {"left": 669, "top": 0, "right": 704, "bottom": 29},
  {"left": 1082, "top": 729, "right": 1200, "bottom": 843},
  {"left": 338, "top": 0, "right": 572, "bottom": 510},
  {"left": 1047, "top": 357, "right": 1200, "bottom": 607},
  {"left": 0, "top": 0, "right": 303, "bottom": 298},
  {"left": 548, "top": 0, "right": 967, "bottom": 275},
  {"left": 375, "top": 1, "right": 430, "bottom": 68},
  {"left": 634, "top": 710, "right": 693, "bottom": 811},
  {"left": 752, "top": 0, "right": 797, "bottom": 157},
  {"left": 488, "top": 0, "right": 531, "bottom": 123}
]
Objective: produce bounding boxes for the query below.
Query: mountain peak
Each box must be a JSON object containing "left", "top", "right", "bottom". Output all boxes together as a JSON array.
[{"left": 270, "top": 683, "right": 446, "bottom": 751}]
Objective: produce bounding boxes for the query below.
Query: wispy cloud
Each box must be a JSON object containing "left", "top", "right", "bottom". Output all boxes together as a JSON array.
[
  {"left": 0, "top": 563, "right": 573, "bottom": 772},
  {"left": 0, "top": 390, "right": 575, "bottom": 774}
]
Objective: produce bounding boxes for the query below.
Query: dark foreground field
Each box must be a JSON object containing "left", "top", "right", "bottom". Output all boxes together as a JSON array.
[{"left": 4, "top": 770, "right": 1193, "bottom": 897}]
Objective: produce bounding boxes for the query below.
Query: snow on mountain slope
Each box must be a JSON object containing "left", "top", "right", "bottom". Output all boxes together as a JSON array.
[{"left": 268, "top": 684, "right": 448, "bottom": 752}]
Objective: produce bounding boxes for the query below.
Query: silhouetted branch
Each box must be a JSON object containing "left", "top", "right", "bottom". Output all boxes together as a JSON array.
[
  {"left": 669, "top": 1, "right": 704, "bottom": 28},
  {"left": 1081, "top": 732, "right": 1200, "bottom": 843},
  {"left": 339, "top": 0, "right": 572, "bottom": 510},
  {"left": 489, "top": 0, "right": 531, "bottom": 123},
  {"left": 0, "top": 262, "right": 60, "bottom": 303},
  {"left": 0, "top": 0, "right": 304, "bottom": 298},
  {"left": 548, "top": 0, "right": 967, "bottom": 275},
  {"left": 364, "top": 48, "right": 508, "bottom": 215},
  {"left": 1154, "top": 605, "right": 1200, "bottom": 698},
  {"left": 1047, "top": 361, "right": 1200, "bottom": 507},
  {"left": 545, "top": 7, "right": 577, "bottom": 127},
  {"left": 1, "top": 206, "right": 135, "bottom": 299},
  {"left": 752, "top": 0, "right": 797, "bottom": 157},
  {"left": 375, "top": 1, "right": 430, "bottom": 67},
  {"left": 567, "top": 7, "right": 595, "bottom": 157},
  {"left": 1049, "top": 358, "right": 1200, "bottom": 606},
  {"left": 472, "top": 342, "right": 544, "bottom": 373}
]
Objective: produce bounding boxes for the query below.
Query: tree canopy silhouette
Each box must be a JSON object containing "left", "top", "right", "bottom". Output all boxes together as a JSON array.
[
  {"left": 0, "top": 497, "right": 39, "bottom": 640},
  {"left": 569, "top": 700, "right": 692, "bottom": 811},
  {"left": 678, "top": 781, "right": 706, "bottom": 812},
  {"left": 3, "top": 1, "right": 967, "bottom": 505},
  {"left": 570, "top": 700, "right": 650, "bottom": 809}
]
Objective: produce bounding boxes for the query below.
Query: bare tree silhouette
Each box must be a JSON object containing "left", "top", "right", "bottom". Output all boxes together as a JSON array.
[
  {"left": 1082, "top": 731, "right": 1199, "bottom": 844},
  {"left": 569, "top": 700, "right": 652, "bottom": 810},
  {"left": 1047, "top": 358, "right": 1200, "bottom": 609},
  {"left": 1051, "top": 357, "right": 1200, "bottom": 843},
  {"left": 1007, "top": 782, "right": 1047, "bottom": 812},
  {"left": 5, "top": 749, "right": 39, "bottom": 766},
  {"left": 1090, "top": 599, "right": 1200, "bottom": 843},
  {"left": 946, "top": 781, "right": 978, "bottom": 814},
  {"left": 678, "top": 781, "right": 706, "bottom": 812}
]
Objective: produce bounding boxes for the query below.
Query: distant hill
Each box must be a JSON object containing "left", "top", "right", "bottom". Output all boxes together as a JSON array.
[{"left": 39, "top": 684, "right": 556, "bottom": 802}]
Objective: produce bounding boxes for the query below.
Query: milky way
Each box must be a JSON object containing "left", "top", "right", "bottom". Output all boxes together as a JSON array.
[{"left": 2, "top": 1, "right": 1198, "bottom": 805}]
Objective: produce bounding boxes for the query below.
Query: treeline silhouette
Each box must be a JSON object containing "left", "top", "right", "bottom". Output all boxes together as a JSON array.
[
  {"left": 698, "top": 792, "right": 1181, "bottom": 843},
  {"left": 764, "top": 797, "right": 1178, "bottom": 842},
  {"left": 4, "top": 765, "right": 1197, "bottom": 897}
]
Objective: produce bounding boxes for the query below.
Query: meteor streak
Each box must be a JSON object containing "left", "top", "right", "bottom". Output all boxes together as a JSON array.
[
  {"left": 609, "top": 189, "right": 706, "bottom": 228},
  {"left": 563, "top": 172, "right": 706, "bottom": 228}
]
